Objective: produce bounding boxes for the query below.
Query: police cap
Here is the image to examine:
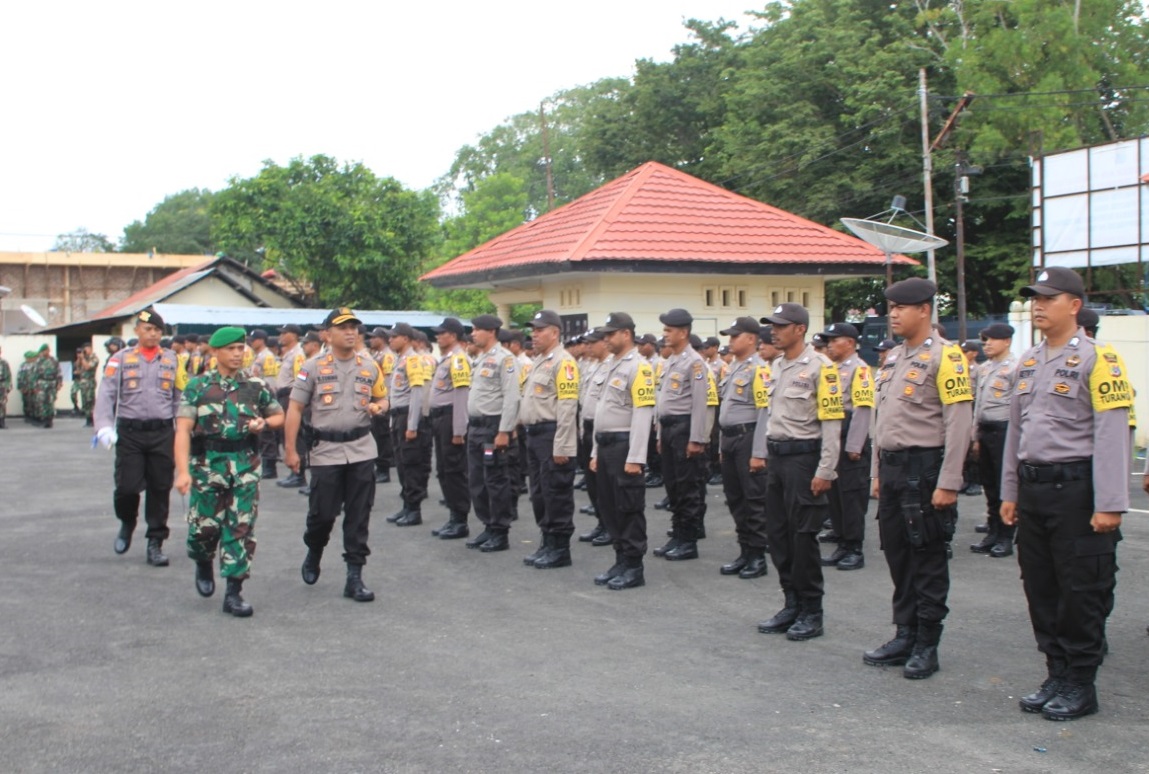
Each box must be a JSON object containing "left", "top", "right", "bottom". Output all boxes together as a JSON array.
[
  {"left": 388, "top": 322, "right": 418, "bottom": 339},
  {"left": 761, "top": 303, "right": 809, "bottom": 328},
  {"left": 1021, "top": 267, "right": 1085, "bottom": 298},
  {"left": 821, "top": 322, "right": 859, "bottom": 339},
  {"left": 135, "top": 307, "right": 165, "bottom": 329},
  {"left": 720, "top": 317, "right": 760, "bottom": 337},
  {"left": 884, "top": 278, "right": 937, "bottom": 305},
  {"left": 279, "top": 324, "right": 302, "bottom": 336},
  {"left": 324, "top": 307, "right": 361, "bottom": 327},
  {"left": 368, "top": 327, "right": 389, "bottom": 340},
  {"left": 431, "top": 317, "right": 466, "bottom": 337},
  {"left": 874, "top": 338, "right": 897, "bottom": 352},
  {"left": 250, "top": 328, "right": 269, "bottom": 341},
  {"left": 302, "top": 331, "right": 321, "bottom": 344},
  {"left": 980, "top": 323, "right": 1015, "bottom": 340},
  {"left": 599, "top": 312, "right": 635, "bottom": 333},
  {"left": 183, "top": 334, "right": 199, "bottom": 344},
  {"left": 689, "top": 333, "right": 704, "bottom": 349},
  {"left": 637, "top": 333, "right": 658, "bottom": 346},
  {"left": 528, "top": 309, "right": 563, "bottom": 329},
  {"left": 471, "top": 314, "right": 503, "bottom": 331},
  {"left": 172, "top": 334, "right": 187, "bottom": 345},
  {"left": 584, "top": 328, "right": 606, "bottom": 342},
  {"left": 1076, "top": 308, "right": 1100, "bottom": 332},
  {"left": 659, "top": 308, "right": 693, "bottom": 328},
  {"left": 703, "top": 336, "right": 720, "bottom": 349}
]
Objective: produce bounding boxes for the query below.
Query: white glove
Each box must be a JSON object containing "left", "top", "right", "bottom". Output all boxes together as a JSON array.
[{"left": 96, "top": 427, "right": 117, "bottom": 449}]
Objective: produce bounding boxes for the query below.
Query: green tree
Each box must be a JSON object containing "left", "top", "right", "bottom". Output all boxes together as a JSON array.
[
  {"left": 120, "top": 188, "right": 215, "bottom": 255},
  {"left": 211, "top": 155, "right": 440, "bottom": 309},
  {"left": 53, "top": 228, "right": 114, "bottom": 253}
]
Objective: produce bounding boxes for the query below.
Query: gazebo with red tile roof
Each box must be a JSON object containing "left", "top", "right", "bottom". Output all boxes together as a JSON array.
[{"left": 422, "top": 161, "right": 916, "bottom": 336}]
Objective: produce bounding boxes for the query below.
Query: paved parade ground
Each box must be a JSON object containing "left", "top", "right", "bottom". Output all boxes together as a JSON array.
[{"left": 2, "top": 418, "right": 1148, "bottom": 773}]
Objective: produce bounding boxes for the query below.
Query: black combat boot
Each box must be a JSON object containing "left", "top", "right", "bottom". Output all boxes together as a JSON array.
[
  {"left": 836, "top": 542, "right": 865, "bottom": 571},
  {"left": 821, "top": 543, "right": 849, "bottom": 566},
  {"left": 114, "top": 522, "right": 135, "bottom": 554},
  {"left": 437, "top": 517, "right": 470, "bottom": 540},
  {"left": 665, "top": 540, "right": 698, "bottom": 561},
  {"left": 594, "top": 552, "right": 626, "bottom": 586},
  {"left": 261, "top": 460, "right": 278, "bottom": 480},
  {"left": 970, "top": 518, "right": 999, "bottom": 553},
  {"left": 301, "top": 548, "right": 322, "bottom": 585},
  {"left": 739, "top": 551, "right": 769, "bottom": 579},
  {"left": 903, "top": 622, "right": 943, "bottom": 679},
  {"left": 579, "top": 523, "right": 606, "bottom": 543},
  {"left": 375, "top": 468, "right": 391, "bottom": 483},
  {"left": 786, "top": 603, "right": 825, "bottom": 641},
  {"left": 146, "top": 539, "right": 169, "bottom": 567},
  {"left": 396, "top": 508, "right": 422, "bottom": 526},
  {"left": 591, "top": 526, "right": 613, "bottom": 546},
  {"left": 343, "top": 564, "right": 375, "bottom": 602},
  {"left": 720, "top": 545, "right": 750, "bottom": 576},
  {"left": 757, "top": 590, "right": 800, "bottom": 633},
  {"left": 863, "top": 625, "right": 916, "bottom": 666},
  {"left": 534, "top": 533, "right": 572, "bottom": 569},
  {"left": 465, "top": 529, "right": 492, "bottom": 549},
  {"left": 1019, "top": 659, "right": 1067, "bottom": 713},
  {"left": 607, "top": 556, "right": 645, "bottom": 590},
  {"left": 652, "top": 536, "right": 680, "bottom": 557},
  {"left": 479, "top": 531, "right": 509, "bottom": 552},
  {"left": 277, "top": 472, "right": 304, "bottom": 488},
  {"left": 222, "top": 578, "right": 253, "bottom": 617},
  {"left": 1041, "top": 678, "right": 1099, "bottom": 721},
  {"left": 653, "top": 496, "right": 670, "bottom": 510},
  {"left": 195, "top": 560, "right": 215, "bottom": 597},
  {"left": 524, "top": 534, "right": 551, "bottom": 565},
  {"left": 386, "top": 506, "right": 410, "bottom": 524}
]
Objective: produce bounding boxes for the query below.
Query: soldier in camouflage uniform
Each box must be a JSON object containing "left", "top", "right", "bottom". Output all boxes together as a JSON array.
[
  {"left": 17, "top": 351, "right": 35, "bottom": 423},
  {"left": 0, "top": 347, "right": 11, "bottom": 428},
  {"left": 71, "top": 343, "right": 99, "bottom": 426},
  {"left": 33, "top": 344, "right": 62, "bottom": 428},
  {"left": 174, "top": 327, "right": 284, "bottom": 617}
]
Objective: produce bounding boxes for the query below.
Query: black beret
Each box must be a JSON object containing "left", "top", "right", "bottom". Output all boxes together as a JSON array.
[
  {"left": 471, "top": 314, "right": 503, "bottom": 331},
  {"left": 689, "top": 333, "right": 704, "bottom": 349},
  {"left": 884, "top": 278, "right": 937, "bottom": 305},
  {"left": 659, "top": 308, "right": 693, "bottom": 327},
  {"left": 980, "top": 323, "right": 1015, "bottom": 340},
  {"left": 135, "top": 307, "right": 164, "bottom": 329}
]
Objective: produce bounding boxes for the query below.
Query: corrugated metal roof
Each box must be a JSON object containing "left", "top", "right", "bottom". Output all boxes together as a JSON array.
[
  {"left": 422, "top": 161, "right": 916, "bottom": 286},
  {"left": 152, "top": 304, "right": 458, "bottom": 329}
]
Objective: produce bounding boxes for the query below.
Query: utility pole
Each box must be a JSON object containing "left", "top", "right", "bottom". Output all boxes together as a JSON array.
[
  {"left": 539, "top": 101, "right": 555, "bottom": 212},
  {"left": 954, "top": 152, "right": 968, "bottom": 342},
  {"left": 919, "top": 69, "right": 938, "bottom": 322}
]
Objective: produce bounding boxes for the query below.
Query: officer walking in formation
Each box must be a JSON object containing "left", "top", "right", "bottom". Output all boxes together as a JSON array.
[
  {"left": 519, "top": 309, "right": 581, "bottom": 569},
  {"left": 755, "top": 303, "right": 843, "bottom": 641},
  {"left": 653, "top": 308, "right": 710, "bottom": 561},
  {"left": 819, "top": 323, "right": 874, "bottom": 571},
  {"left": 577, "top": 329, "right": 612, "bottom": 545},
  {"left": 174, "top": 327, "right": 284, "bottom": 617},
  {"left": 385, "top": 323, "right": 432, "bottom": 527},
  {"left": 71, "top": 343, "right": 99, "bottom": 426},
  {"left": 275, "top": 324, "right": 308, "bottom": 490},
  {"left": 284, "top": 307, "right": 388, "bottom": 602},
  {"left": 33, "top": 344, "right": 62, "bottom": 427},
  {"left": 247, "top": 329, "right": 281, "bottom": 480},
  {"left": 17, "top": 351, "right": 36, "bottom": 422},
  {"left": 969, "top": 323, "right": 1018, "bottom": 558},
  {"left": 866, "top": 279, "right": 973, "bottom": 679},
  {"left": 463, "top": 315, "right": 521, "bottom": 551},
  {"left": 715, "top": 316, "right": 770, "bottom": 580},
  {"left": 367, "top": 328, "right": 396, "bottom": 484},
  {"left": 428, "top": 317, "right": 472, "bottom": 539},
  {"left": 1000, "top": 267, "right": 1132, "bottom": 720},
  {"left": 590, "top": 312, "right": 655, "bottom": 589},
  {"left": 94, "top": 309, "right": 187, "bottom": 566}
]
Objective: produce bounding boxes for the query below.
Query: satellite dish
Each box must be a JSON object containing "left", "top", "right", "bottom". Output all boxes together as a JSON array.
[
  {"left": 0, "top": 285, "right": 12, "bottom": 298},
  {"left": 840, "top": 218, "right": 948, "bottom": 254},
  {"left": 20, "top": 304, "right": 47, "bottom": 327}
]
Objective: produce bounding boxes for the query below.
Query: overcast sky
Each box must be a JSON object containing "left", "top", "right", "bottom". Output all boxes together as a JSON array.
[{"left": 0, "top": 1, "right": 760, "bottom": 252}]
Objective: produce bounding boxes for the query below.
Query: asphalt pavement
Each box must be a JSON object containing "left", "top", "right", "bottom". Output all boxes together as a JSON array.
[{"left": 1, "top": 417, "right": 1148, "bottom": 773}]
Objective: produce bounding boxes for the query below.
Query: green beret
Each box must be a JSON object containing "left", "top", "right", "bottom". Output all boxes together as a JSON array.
[
  {"left": 38, "top": 343, "right": 49, "bottom": 352},
  {"left": 24, "top": 351, "right": 35, "bottom": 359},
  {"left": 208, "top": 327, "right": 247, "bottom": 348}
]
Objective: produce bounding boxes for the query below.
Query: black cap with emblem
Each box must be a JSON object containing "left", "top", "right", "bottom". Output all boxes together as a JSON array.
[
  {"left": 720, "top": 317, "right": 760, "bottom": 337},
  {"left": 874, "top": 338, "right": 896, "bottom": 352},
  {"left": 1021, "top": 267, "right": 1085, "bottom": 298},
  {"left": 135, "top": 307, "right": 165, "bottom": 330},
  {"left": 980, "top": 323, "right": 1015, "bottom": 340},
  {"left": 528, "top": 309, "right": 563, "bottom": 329},
  {"left": 388, "top": 322, "right": 418, "bottom": 339},
  {"left": 431, "top": 317, "right": 466, "bottom": 337},
  {"left": 1076, "top": 308, "right": 1100, "bottom": 334},
  {"left": 884, "top": 278, "right": 937, "bottom": 305},
  {"left": 761, "top": 303, "right": 809, "bottom": 328},
  {"left": 599, "top": 312, "right": 635, "bottom": 333},
  {"left": 659, "top": 308, "right": 694, "bottom": 328},
  {"left": 324, "top": 307, "right": 362, "bottom": 327},
  {"left": 821, "top": 322, "right": 859, "bottom": 339}
]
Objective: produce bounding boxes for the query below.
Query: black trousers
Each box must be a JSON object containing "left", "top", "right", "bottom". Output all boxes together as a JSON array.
[
  {"left": 467, "top": 419, "right": 515, "bottom": 531},
  {"left": 113, "top": 425, "right": 174, "bottom": 541},
  {"left": 390, "top": 409, "right": 432, "bottom": 511},
  {"left": 707, "top": 420, "right": 721, "bottom": 477},
  {"left": 977, "top": 423, "right": 1012, "bottom": 539},
  {"left": 764, "top": 450, "right": 826, "bottom": 608},
  {"left": 277, "top": 389, "right": 308, "bottom": 475},
  {"left": 660, "top": 420, "right": 707, "bottom": 541},
  {"left": 525, "top": 426, "right": 577, "bottom": 537},
  {"left": 580, "top": 419, "right": 599, "bottom": 511},
  {"left": 371, "top": 411, "right": 393, "bottom": 473},
  {"left": 1017, "top": 472, "right": 1117, "bottom": 683},
  {"left": 596, "top": 436, "right": 647, "bottom": 558},
  {"left": 509, "top": 429, "right": 528, "bottom": 499},
  {"left": 304, "top": 459, "right": 375, "bottom": 564},
  {"left": 646, "top": 424, "right": 661, "bottom": 477},
  {"left": 431, "top": 407, "right": 470, "bottom": 518},
  {"left": 829, "top": 434, "right": 871, "bottom": 544},
  {"left": 719, "top": 430, "right": 768, "bottom": 549},
  {"left": 876, "top": 450, "right": 952, "bottom": 626}
]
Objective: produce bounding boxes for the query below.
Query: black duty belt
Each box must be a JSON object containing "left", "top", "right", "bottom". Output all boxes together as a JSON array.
[
  {"left": 594, "top": 431, "right": 630, "bottom": 446},
  {"left": 525, "top": 421, "right": 557, "bottom": 436},
  {"left": 117, "top": 418, "right": 171, "bottom": 431},
  {"left": 312, "top": 426, "right": 371, "bottom": 443},
  {"left": 429, "top": 405, "right": 452, "bottom": 418},
  {"left": 1019, "top": 460, "right": 1091, "bottom": 484},
  {"left": 389, "top": 406, "right": 410, "bottom": 418},
  {"left": 193, "top": 437, "right": 257, "bottom": 454},
  {"left": 979, "top": 420, "right": 1009, "bottom": 432},
  {"left": 275, "top": 387, "right": 293, "bottom": 399},
  {"left": 767, "top": 438, "right": 821, "bottom": 456},
  {"left": 721, "top": 422, "right": 757, "bottom": 437},
  {"left": 880, "top": 447, "right": 943, "bottom": 467},
  {"left": 468, "top": 415, "right": 500, "bottom": 428},
  {"left": 659, "top": 414, "right": 690, "bottom": 427}
]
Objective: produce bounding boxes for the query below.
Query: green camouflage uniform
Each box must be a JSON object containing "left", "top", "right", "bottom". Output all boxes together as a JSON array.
[
  {"left": 0, "top": 358, "right": 11, "bottom": 425},
  {"left": 179, "top": 370, "right": 282, "bottom": 580},
  {"left": 71, "top": 353, "right": 99, "bottom": 417},
  {"left": 33, "top": 353, "right": 61, "bottom": 421},
  {"left": 17, "top": 358, "right": 34, "bottom": 417}
]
